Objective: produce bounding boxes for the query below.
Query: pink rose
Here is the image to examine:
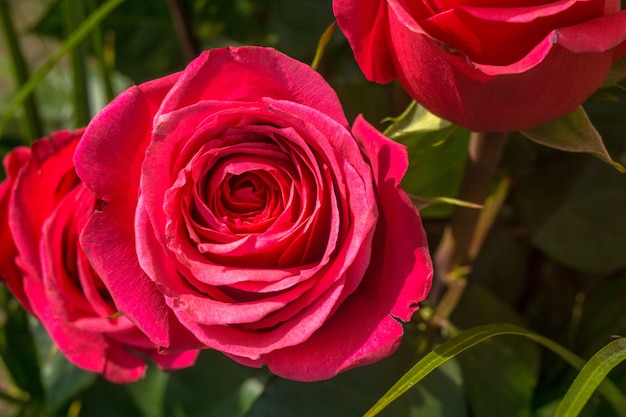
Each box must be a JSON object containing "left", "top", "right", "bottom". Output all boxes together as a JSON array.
[
  {"left": 333, "top": 0, "right": 626, "bottom": 132},
  {"left": 0, "top": 130, "right": 197, "bottom": 383},
  {"left": 74, "top": 46, "right": 432, "bottom": 381}
]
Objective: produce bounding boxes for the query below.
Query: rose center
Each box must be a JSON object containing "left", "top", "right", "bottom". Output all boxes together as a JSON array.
[
  {"left": 212, "top": 170, "right": 285, "bottom": 234},
  {"left": 223, "top": 173, "right": 268, "bottom": 216}
]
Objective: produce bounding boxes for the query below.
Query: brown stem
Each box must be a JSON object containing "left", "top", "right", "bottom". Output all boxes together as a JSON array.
[
  {"left": 430, "top": 131, "right": 507, "bottom": 325},
  {"left": 166, "top": 0, "right": 200, "bottom": 62}
]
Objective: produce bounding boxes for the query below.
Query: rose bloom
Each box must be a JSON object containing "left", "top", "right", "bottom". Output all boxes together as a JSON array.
[
  {"left": 74, "top": 46, "right": 433, "bottom": 381},
  {"left": 333, "top": 0, "right": 626, "bottom": 132},
  {"left": 0, "top": 130, "right": 197, "bottom": 383}
]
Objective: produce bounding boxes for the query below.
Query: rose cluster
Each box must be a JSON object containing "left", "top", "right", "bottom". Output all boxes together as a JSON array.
[{"left": 0, "top": 46, "right": 432, "bottom": 382}]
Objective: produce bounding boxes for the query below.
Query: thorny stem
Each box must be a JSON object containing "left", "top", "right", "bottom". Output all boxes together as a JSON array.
[{"left": 430, "top": 131, "right": 507, "bottom": 327}]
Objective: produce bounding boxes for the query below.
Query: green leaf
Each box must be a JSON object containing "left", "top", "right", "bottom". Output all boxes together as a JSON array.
[
  {"left": 125, "top": 365, "right": 169, "bottom": 417},
  {"left": 397, "top": 126, "right": 470, "bottom": 218},
  {"left": 554, "top": 338, "right": 626, "bottom": 417},
  {"left": 362, "top": 323, "right": 626, "bottom": 417},
  {"left": 163, "top": 350, "right": 266, "bottom": 417},
  {"left": 602, "top": 55, "right": 626, "bottom": 87},
  {"left": 384, "top": 101, "right": 451, "bottom": 138},
  {"left": 330, "top": 80, "right": 395, "bottom": 132},
  {"left": 0, "top": 291, "right": 44, "bottom": 405},
  {"left": 521, "top": 106, "right": 624, "bottom": 173},
  {"left": 459, "top": 338, "right": 537, "bottom": 417},
  {"left": 513, "top": 153, "right": 626, "bottom": 274},
  {"left": 29, "top": 319, "right": 97, "bottom": 412}
]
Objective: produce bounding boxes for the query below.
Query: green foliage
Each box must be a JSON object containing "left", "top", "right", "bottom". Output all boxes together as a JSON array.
[
  {"left": 513, "top": 152, "right": 626, "bottom": 273},
  {"left": 513, "top": 92, "right": 626, "bottom": 274},
  {"left": 0, "top": 289, "right": 44, "bottom": 406},
  {"left": 384, "top": 101, "right": 452, "bottom": 137},
  {"left": 389, "top": 121, "right": 471, "bottom": 218},
  {"left": 363, "top": 323, "right": 626, "bottom": 417},
  {"left": 452, "top": 286, "right": 540, "bottom": 417}
]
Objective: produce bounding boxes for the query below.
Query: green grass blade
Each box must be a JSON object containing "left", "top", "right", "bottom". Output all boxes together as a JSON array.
[
  {"left": 0, "top": 0, "right": 124, "bottom": 138},
  {"left": 362, "top": 323, "right": 626, "bottom": 417},
  {"left": 554, "top": 337, "right": 626, "bottom": 417}
]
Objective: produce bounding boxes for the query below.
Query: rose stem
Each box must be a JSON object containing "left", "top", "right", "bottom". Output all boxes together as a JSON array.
[
  {"left": 166, "top": 0, "right": 200, "bottom": 62},
  {"left": 430, "top": 131, "right": 507, "bottom": 328}
]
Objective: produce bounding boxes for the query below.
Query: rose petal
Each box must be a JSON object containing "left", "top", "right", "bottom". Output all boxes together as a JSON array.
[
  {"left": 0, "top": 146, "right": 31, "bottom": 308},
  {"left": 332, "top": 0, "right": 398, "bottom": 83},
  {"left": 421, "top": 0, "right": 602, "bottom": 65},
  {"left": 75, "top": 75, "right": 180, "bottom": 348},
  {"left": 10, "top": 131, "right": 80, "bottom": 278},
  {"left": 158, "top": 47, "right": 349, "bottom": 128}
]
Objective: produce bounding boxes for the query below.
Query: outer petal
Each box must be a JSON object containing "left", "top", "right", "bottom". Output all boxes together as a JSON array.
[
  {"left": 75, "top": 73, "right": 179, "bottom": 197},
  {"left": 80, "top": 200, "right": 172, "bottom": 347},
  {"left": 388, "top": 2, "right": 626, "bottom": 131},
  {"left": 37, "top": 184, "right": 160, "bottom": 384},
  {"left": 75, "top": 75, "right": 179, "bottom": 347},
  {"left": 158, "top": 46, "right": 349, "bottom": 128},
  {"left": 149, "top": 349, "right": 199, "bottom": 370},
  {"left": 10, "top": 131, "right": 80, "bottom": 278},
  {"left": 23, "top": 264, "right": 148, "bottom": 383},
  {"left": 353, "top": 116, "right": 432, "bottom": 321},
  {"left": 0, "top": 147, "right": 31, "bottom": 308},
  {"left": 254, "top": 117, "right": 432, "bottom": 381},
  {"left": 333, "top": 0, "right": 398, "bottom": 83}
]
